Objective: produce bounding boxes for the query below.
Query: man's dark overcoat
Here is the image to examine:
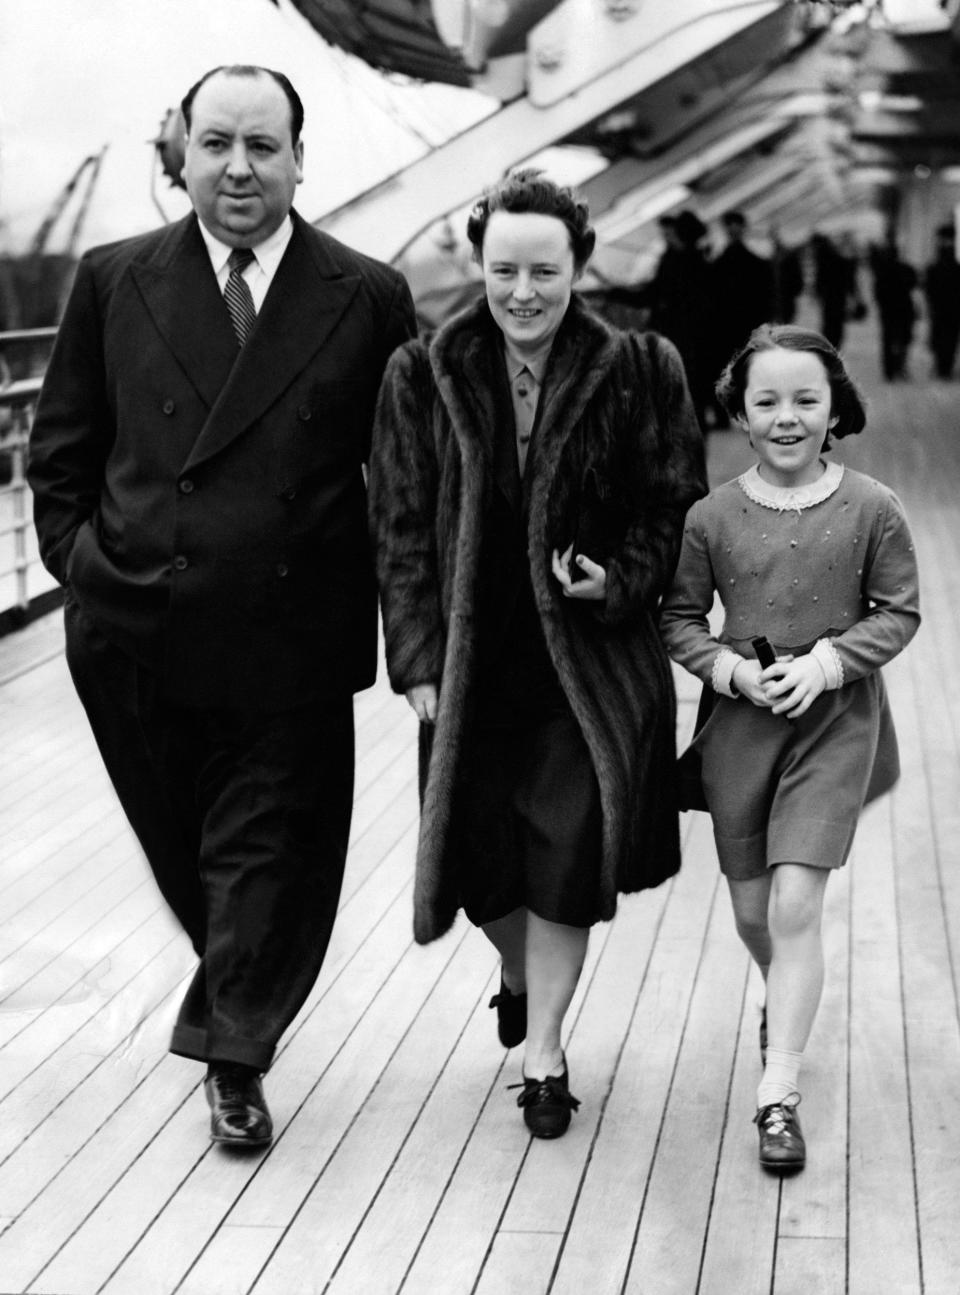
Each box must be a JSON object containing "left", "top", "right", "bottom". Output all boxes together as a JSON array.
[
  {"left": 369, "top": 296, "right": 706, "bottom": 944},
  {"left": 29, "top": 210, "right": 415, "bottom": 711}
]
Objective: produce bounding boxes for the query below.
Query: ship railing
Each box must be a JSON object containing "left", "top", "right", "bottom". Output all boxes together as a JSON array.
[{"left": 0, "top": 327, "right": 59, "bottom": 633}]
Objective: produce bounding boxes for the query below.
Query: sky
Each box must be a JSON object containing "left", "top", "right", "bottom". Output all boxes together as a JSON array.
[{"left": 0, "top": 0, "right": 492, "bottom": 255}]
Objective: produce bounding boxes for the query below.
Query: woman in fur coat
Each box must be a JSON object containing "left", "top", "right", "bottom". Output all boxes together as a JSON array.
[{"left": 368, "top": 171, "right": 706, "bottom": 1138}]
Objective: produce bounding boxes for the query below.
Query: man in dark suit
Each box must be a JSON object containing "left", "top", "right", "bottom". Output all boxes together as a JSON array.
[{"left": 27, "top": 65, "right": 416, "bottom": 1148}]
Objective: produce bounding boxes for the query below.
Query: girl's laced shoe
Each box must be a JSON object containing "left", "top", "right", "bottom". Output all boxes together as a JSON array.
[{"left": 753, "top": 1093, "right": 805, "bottom": 1170}]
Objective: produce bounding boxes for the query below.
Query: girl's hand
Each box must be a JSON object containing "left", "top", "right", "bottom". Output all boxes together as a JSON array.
[
  {"left": 405, "top": 682, "right": 438, "bottom": 724},
  {"left": 731, "top": 658, "right": 775, "bottom": 707},
  {"left": 552, "top": 544, "right": 607, "bottom": 601},
  {"left": 760, "top": 654, "right": 826, "bottom": 719}
]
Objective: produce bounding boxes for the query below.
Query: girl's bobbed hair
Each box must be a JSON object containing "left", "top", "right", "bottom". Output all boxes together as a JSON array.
[
  {"left": 466, "top": 168, "right": 596, "bottom": 271},
  {"left": 715, "top": 324, "right": 867, "bottom": 445}
]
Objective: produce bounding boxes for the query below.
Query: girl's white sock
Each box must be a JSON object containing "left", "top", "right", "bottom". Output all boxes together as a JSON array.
[{"left": 757, "top": 1046, "right": 803, "bottom": 1109}]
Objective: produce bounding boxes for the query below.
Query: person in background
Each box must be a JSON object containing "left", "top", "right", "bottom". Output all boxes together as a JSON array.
[
  {"left": 923, "top": 222, "right": 960, "bottom": 379},
  {"left": 661, "top": 325, "right": 919, "bottom": 1173},
  {"left": 836, "top": 232, "right": 866, "bottom": 325},
  {"left": 369, "top": 170, "right": 705, "bottom": 1140},
  {"left": 27, "top": 65, "right": 416, "bottom": 1150},
  {"left": 648, "top": 208, "right": 715, "bottom": 429},
  {"left": 653, "top": 213, "right": 681, "bottom": 280},
  {"left": 869, "top": 232, "right": 918, "bottom": 380},
  {"left": 709, "top": 210, "right": 775, "bottom": 395},
  {"left": 770, "top": 228, "right": 804, "bottom": 325},
  {"left": 810, "top": 232, "right": 856, "bottom": 350}
]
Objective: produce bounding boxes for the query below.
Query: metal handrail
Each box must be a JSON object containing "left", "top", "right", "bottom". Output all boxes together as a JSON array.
[
  {"left": 0, "top": 378, "right": 43, "bottom": 405},
  {"left": 0, "top": 326, "right": 58, "bottom": 624},
  {"left": 0, "top": 413, "right": 33, "bottom": 610},
  {"left": 1, "top": 328, "right": 56, "bottom": 625},
  {"left": 0, "top": 327, "right": 57, "bottom": 346}
]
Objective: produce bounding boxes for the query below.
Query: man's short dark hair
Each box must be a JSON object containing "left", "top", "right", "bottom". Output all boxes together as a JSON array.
[{"left": 181, "top": 65, "right": 304, "bottom": 146}]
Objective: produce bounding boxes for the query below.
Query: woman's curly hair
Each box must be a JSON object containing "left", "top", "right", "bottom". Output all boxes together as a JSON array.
[{"left": 466, "top": 168, "right": 596, "bottom": 270}]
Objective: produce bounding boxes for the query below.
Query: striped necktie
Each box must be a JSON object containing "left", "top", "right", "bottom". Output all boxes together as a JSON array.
[{"left": 224, "top": 247, "right": 257, "bottom": 346}]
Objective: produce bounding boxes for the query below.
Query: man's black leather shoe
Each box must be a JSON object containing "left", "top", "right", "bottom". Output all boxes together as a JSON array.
[{"left": 204, "top": 1064, "right": 273, "bottom": 1148}]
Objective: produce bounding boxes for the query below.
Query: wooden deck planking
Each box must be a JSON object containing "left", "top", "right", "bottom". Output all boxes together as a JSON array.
[
  {"left": 777, "top": 864, "right": 850, "bottom": 1245},
  {"left": 4, "top": 882, "right": 418, "bottom": 1291},
  {"left": 90, "top": 935, "right": 473, "bottom": 1295},
  {"left": 0, "top": 322, "right": 958, "bottom": 1293},
  {"left": 847, "top": 795, "right": 921, "bottom": 1294},
  {"left": 373, "top": 930, "right": 617, "bottom": 1295},
  {"left": 696, "top": 972, "right": 780, "bottom": 1295},
  {"left": 29, "top": 855, "right": 425, "bottom": 1293},
  {"left": 889, "top": 656, "right": 960, "bottom": 1295},
  {"left": 620, "top": 881, "right": 749, "bottom": 1295},
  {"left": 548, "top": 815, "right": 727, "bottom": 1295},
  {"left": 241, "top": 932, "right": 493, "bottom": 1294}
]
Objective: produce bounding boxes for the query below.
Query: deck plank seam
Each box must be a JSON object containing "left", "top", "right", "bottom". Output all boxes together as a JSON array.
[
  {"left": 693, "top": 962, "right": 753, "bottom": 1295},
  {"left": 0, "top": 885, "right": 162, "bottom": 1049},
  {"left": 543, "top": 872, "right": 684, "bottom": 1292},
  {"left": 229, "top": 925, "right": 476, "bottom": 1295},
  {"left": 318, "top": 954, "right": 498, "bottom": 1295},
  {"left": 617, "top": 870, "right": 726, "bottom": 1294}
]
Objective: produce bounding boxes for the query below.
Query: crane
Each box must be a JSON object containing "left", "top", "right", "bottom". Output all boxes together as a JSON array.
[{"left": 28, "top": 146, "right": 108, "bottom": 258}]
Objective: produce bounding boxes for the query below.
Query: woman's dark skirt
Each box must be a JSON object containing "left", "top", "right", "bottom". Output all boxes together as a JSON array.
[{"left": 450, "top": 704, "right": 603, "bottom": 929}]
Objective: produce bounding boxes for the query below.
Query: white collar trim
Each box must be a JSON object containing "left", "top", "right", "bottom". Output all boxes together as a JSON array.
[{"left": 738, "top": 460, "right": 844, "bottom": 512}]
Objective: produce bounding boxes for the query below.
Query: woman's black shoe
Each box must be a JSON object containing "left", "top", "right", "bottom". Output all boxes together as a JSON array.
[
  {"left": 489, "top": 975, "right": 527, "bottom": 1048},
  {"left": 512, "top": 1062, "right": 580, "bottom": 1139}
]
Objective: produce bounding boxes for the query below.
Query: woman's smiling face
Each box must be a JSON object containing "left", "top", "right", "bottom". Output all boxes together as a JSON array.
[
  {"left": 741, "top": 347, "right": 838, "bottom": 488},
  {"left": 481, "top": 210, "right": 577, "bottom": 358}
]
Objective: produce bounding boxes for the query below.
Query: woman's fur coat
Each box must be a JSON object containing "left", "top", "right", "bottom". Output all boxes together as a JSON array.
[{"left": 369, "top": 295, "right": 706, "bottom": 944}]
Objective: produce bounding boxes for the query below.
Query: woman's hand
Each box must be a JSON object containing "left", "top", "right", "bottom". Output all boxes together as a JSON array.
[
  {"left": 760, "top": 654, "right": 826, "bottom": 719},
  {"left": 552, "top": 544, "right": 606, "bottom": 601},
  {"left": 405, "top": 683, "right": 438, "bottom": 724}
]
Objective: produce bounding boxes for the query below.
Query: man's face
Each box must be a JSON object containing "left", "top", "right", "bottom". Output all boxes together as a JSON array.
[{"left": 182, "top": 72, "right": 303, "bottom": 247}]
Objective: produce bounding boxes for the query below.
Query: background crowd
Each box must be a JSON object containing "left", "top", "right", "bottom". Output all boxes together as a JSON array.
[{"left": 606, "top": 207, "right": 960, "bottom": 431}]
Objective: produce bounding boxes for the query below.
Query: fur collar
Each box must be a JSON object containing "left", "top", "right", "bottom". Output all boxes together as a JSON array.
[{"left": 427, "top": 295, "right": 624, "bottom": 463}]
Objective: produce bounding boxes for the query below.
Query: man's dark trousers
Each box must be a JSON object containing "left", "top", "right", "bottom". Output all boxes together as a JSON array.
[{"left": 65, "top": 594, "right": 354, "bottom": 1073}]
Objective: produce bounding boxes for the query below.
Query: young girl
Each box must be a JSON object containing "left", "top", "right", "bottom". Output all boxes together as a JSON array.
[{"left": 660, "top": 324, "right": 920, "bottom": 1171}]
